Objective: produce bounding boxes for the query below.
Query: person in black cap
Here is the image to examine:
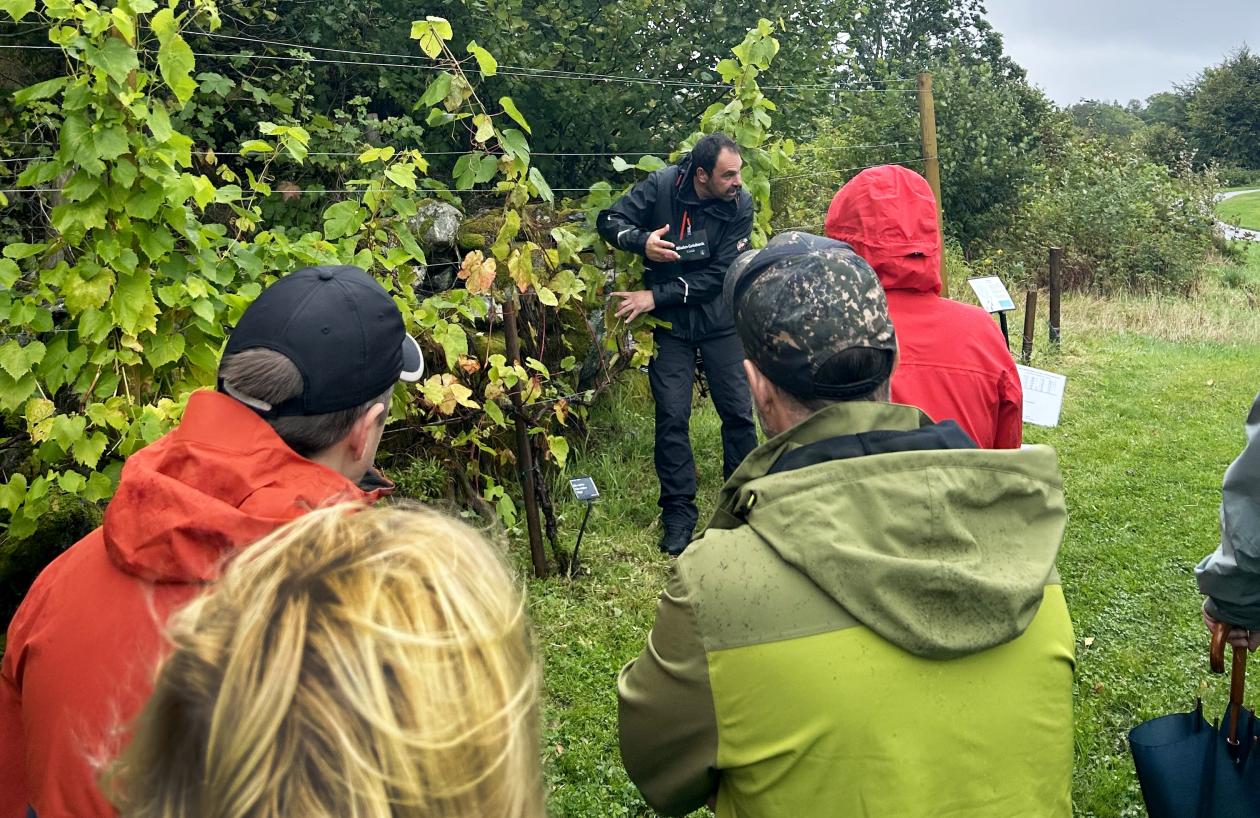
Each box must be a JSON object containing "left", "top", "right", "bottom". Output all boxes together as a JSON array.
[
  {"left": 597, "top": 132, "right": 758, "bottom": 557},
  {"left": 219, "top": 264, "right": 424, "bottom": 485},
  {"left": 0, "top": 265, "right": 423, "bottom": 818}
]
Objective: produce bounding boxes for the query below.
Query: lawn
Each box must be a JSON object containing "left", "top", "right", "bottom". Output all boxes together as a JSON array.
[
  {"left": 1217, "top": 190, "right": 1260, "bottom": 230},
  {"left": 519, "top": 279, "right": 1260, "bottom": 817}
]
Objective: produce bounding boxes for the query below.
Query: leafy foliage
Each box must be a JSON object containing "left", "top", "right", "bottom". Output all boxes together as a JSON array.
[
  {"left": 96, "top": 0, "right": 1035, "bottom": 197},
  {"left": 840, "top": 0, "right": 1023, "bottom": 82},
  {"left": 0, "top": 3, "right": 602, "bottom": 550},
  {"left": 1066, "top": 100, "right": 1147, "bottom": 140},
  {"left": 979, "top": 126, "right": 1218, "bottom": 294},
  {"left": 1186, "top": 47, "right": 1260, "bottom": 171},
  {"left": 1112, "top": 51, "right": 1259, "bottom": 175},
  {"left": 773, "top": 53, "right": 1050, "bottom": 253},
  {"left": 148, "top": 0, "right": 848, "bottom": 193},
  {"left": 0, "top": 3, "right": 797, "bottom": 576},
  {"left": 0, "top": 0, "right": 237, "bottom": 539}
]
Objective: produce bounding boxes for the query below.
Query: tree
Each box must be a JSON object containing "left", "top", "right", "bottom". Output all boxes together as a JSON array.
[
  {"left": 172, "top": 0, "right": 1034, "bottom": 190},
  {"left": 839, "top": 0, "right": 1024, "bottom": 82},
  {"left": 1186, "top": 47, "right": 1260, "bottom": 169},
  {"left": 180, "top": 0, "right": 851, "bottom": 186},
  {"left": 1135, "top": 123, "right": 1192, "bottom": 170},
  {"left": 1139, "top": 91, "right": 1190, "bottom": 130},
  {"left": 1066, "top": 100, "right": 1146, "bottom": 140},
  {"left": 819, "top": 51, "right": 1050, "bottom": 254}
]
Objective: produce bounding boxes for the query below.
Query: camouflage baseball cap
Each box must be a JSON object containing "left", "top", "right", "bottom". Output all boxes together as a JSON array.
[{"left": 724, "top": 231, "right": 897, "bottom": 400}]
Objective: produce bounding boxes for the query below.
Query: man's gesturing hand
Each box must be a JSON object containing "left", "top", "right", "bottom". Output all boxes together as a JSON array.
[
  {"left": 645, "top": 224, "right": 680, "bottom": 263},
  {"left": 612, "top": 290, "right": 656, "bottom": 323}
]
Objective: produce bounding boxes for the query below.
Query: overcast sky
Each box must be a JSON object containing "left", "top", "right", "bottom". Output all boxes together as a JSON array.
[{"left": 984, "top": 1, "right": 1259, "bottom": 106}]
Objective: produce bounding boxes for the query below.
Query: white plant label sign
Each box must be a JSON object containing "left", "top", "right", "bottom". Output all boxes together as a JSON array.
[
  {"left": 1017, "top": 365, "right": 1067, "bottom": 427},
  {"left": 968, "top": 276, "right": 1016, "bottom": 313}
]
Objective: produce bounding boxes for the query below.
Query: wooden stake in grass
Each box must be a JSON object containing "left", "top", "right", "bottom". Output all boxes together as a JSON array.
[
  {"left": 1049, "top": 247, "right": 1063, "bottom": 346},
  {"left": 1022, "top": 290, "right": 1038, "bottom": 364}
]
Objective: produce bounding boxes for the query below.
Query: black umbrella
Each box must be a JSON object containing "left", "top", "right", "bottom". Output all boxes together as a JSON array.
[{"left": 1129, "top": 623, "right": 1260, "bottom": 818}]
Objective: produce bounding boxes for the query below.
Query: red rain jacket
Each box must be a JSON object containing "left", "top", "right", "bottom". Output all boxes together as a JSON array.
[
  {"left": 825, "top": 165, "right": 1022, "bottom": 448},
  {"left": 0, "top": 390, "right": 376, "bottom": 818}
]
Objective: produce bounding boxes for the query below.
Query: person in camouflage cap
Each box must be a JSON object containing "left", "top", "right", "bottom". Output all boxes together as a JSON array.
[
  {"left": 618, "top": 230, "right": 1075, "bottom": 817},
  {"left": 724, "top": 230, "right": 897, "bottom": 409}
]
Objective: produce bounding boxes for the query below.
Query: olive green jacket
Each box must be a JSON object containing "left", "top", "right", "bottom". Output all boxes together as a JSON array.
[{"left": 618, "top": 402, "right": 1075, "bottom": 817}]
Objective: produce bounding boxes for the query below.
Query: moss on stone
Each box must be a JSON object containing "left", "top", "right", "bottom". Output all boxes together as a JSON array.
[{"left": 456, "top": 211, "right": 503, "bottom": 252}]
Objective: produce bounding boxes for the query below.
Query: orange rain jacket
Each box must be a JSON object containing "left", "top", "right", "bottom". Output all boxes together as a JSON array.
[{"left": 0, "top": 390, "right": 378, "bottom": 818}]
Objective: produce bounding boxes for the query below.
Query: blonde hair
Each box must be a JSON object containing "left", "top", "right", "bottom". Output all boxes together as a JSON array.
[{"left": 104, "top": 503, "right": 543, "bottom": 818}]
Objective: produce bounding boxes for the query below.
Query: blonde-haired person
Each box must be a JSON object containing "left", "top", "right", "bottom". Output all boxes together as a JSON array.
[{"left": 103, "top": 503, "right": 544, "bottom": 818}]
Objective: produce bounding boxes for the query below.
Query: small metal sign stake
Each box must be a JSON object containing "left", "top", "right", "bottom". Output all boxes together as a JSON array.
[{"left": 567, "top": 477, "right": 599, "bottom": 576}]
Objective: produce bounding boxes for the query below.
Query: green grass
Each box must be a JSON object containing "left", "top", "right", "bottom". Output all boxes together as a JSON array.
[
  {"left": 1216, "top": 190, "right": 1260, "bottom": 230},
  {"left": 513, "top": 296, "right": 1260, "bottom": 816},
  {"left": 1202, "top": 242, "right": 1260, "bottom": 292},
  {"left": 521, "top": 374, "right": 728, "bottom": 816},
  {"left": 1025, "top": 336, "right": 1257, "bottom": 816}
]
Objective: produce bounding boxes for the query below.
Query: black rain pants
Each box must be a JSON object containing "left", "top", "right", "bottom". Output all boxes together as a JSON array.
[{"left": 649, "top": 330, "right": 758, "bottom": 530}]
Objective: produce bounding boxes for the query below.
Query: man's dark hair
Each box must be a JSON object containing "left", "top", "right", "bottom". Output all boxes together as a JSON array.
[
  {"left": 218, "top": 348, "right": 390, "bottom": 457},
  {"left": 796, "top": 347, "right": 893, "bottom": 411},
  {"left": 692, "top": 132, "right": 740, "bottom": 174}
]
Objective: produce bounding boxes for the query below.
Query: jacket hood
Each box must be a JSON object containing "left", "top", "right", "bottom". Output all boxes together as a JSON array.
[
  {"left": 703, "top": 402, "right": 1065, "bottom": 659},
  {"left": 824, "top": 164, "right": 942, "bottom": 295},
  {"left": 103, "top": 390, "right": 369, "bottom": 584}
]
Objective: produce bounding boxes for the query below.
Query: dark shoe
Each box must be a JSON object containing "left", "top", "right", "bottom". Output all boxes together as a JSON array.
[{"left": 658, "top": 525, "right": 693, "bottom": 557}]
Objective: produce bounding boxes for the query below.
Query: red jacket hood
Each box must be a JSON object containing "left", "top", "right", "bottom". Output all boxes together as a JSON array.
[
  {"left": 103, "top": 390, "right": 369, "bottom": 584},
  {"left": 824, "top": 164, "right": 942, "bottom": 295}
]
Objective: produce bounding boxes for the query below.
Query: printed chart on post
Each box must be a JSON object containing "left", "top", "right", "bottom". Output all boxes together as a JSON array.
[
  {"left": 1017, "top": 365, "right": 1067, "bottom": 427},
  {"left": 968, "top": 276, "right": 1016, "bottom": 314}
]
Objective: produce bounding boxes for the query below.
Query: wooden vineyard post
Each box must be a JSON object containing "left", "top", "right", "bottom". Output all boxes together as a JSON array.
[
  {"left": 917, "top": 71, "right": 947, "bottom": 297},
  {"left": 1049, "top": 247, "right": 1063, "bottom": 345},
  {"left": 502, "top": 293, "right": 549, "bottom": 579},
  {"left": 1021, "top": 290, "right": 1038, "bottom": 365}
]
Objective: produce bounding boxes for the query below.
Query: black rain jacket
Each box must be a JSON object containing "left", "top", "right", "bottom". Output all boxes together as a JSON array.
[{"left": 597, "top": 153, "right": 754, "bottom": 341}]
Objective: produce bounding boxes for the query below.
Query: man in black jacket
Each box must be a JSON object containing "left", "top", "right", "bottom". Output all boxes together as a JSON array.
[{"left": 597, "top": 132, "right": 758, "bottom": 556}]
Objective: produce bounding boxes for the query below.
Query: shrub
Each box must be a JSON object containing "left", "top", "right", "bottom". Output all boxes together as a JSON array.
[
  {"left": 980, "top": 130, "right": 1217, "bottom": 294},
  {"left": 1214, "top": 165, "right": 1260, "bottom": 189},
  {"left": 0, "top": 2, "right": 792, "bottom": 588}
]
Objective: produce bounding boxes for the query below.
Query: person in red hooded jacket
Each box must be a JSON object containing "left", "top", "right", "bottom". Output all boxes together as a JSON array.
[
  {"left": 0, "top": 265, "right": 425, "bottom": 818},
  {"left": 825, "top": 165, "right": 1023, "bottom": 449}
]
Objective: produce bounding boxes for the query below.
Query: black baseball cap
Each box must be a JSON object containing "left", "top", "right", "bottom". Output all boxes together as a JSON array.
[
  {"left": 724, "top": 231, "right": 896, "bottom": 400},
  {"left": 222, "top": 265, "right": 424, "bottom": 417}
]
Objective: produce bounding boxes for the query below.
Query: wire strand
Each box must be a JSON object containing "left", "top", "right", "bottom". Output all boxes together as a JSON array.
[
  {"left": 0, "top": 40, "right": 915, "bottom": 94},
  {"left": 4, "top": 142, "right": 920, "bottom": 161},
  {"left": 185, "top": 29, "right": 918, "bottom": 93},
  {"left": 4, "top": 20, "right": 920, "bottom": 91},
  {"left": 769, "top": 156, "right": 928, "bottom": 183},
  {"left": 199, "top": 141, "right": 919, "bottom": 159}
]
